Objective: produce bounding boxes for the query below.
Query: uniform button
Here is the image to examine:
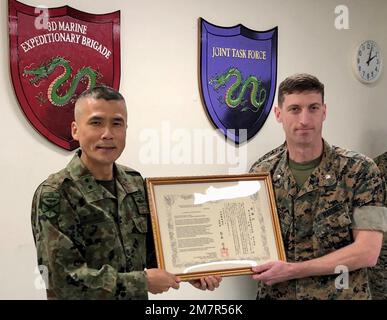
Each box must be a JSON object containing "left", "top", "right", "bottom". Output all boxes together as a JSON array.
[
  {"left": 85, "top": 178, "right": 90, "bottom": 183},
  {"left": 277, "top": 174, "right": 281, "bottom": 179}
]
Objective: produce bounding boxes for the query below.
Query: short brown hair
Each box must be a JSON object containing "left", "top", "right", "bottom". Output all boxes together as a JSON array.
[{"left": 278, "top": 73, "right": 324, "bottom": 106}]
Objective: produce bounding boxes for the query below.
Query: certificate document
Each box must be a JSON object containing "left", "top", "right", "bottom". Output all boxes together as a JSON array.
[{"left": 146, "top": 174, "right": 285, "bottom": 280}]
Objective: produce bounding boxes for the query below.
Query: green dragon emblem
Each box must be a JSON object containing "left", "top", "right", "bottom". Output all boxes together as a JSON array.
[
  {"left": 23, "top": 56, "right": 97, "bottom": 106},
  {"left": 209, "top": 67, "right": 266, "bottom": 112}
]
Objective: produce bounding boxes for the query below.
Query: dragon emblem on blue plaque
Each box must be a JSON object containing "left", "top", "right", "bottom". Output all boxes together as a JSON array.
[{"left": 199, "top": 18, "right": 278, "bottom": 144}]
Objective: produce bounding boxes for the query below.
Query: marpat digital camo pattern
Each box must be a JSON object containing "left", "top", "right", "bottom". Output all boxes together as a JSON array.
[
  {"left": 369, "top": 151, "right": 387, "bottom": 299},
  {"left": 250, "top": 140, "right": 386, "bottom": 300},
  {"left": 31, "top": 151, "right": 155, "bottom": 299}
]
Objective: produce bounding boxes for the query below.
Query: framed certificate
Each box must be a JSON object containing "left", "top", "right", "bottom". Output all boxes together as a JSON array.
[{"left": 146, "top": 174, "right": 285, "bottom": 281}]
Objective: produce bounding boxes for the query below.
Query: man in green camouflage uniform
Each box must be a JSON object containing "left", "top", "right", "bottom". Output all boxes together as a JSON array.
[
  {"left": 249, "top": 74, "right": 387, "bottom": 299},
  {"left": 31, "top": 86, "right": 220, "bottom": 299},
  {"left": 369, "top": 152, "right": 387, "bottom": 299}
]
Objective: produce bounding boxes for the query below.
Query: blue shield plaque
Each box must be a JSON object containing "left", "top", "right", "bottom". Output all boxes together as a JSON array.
[{"left": 200, "top": 18, "right": 278, "bottom": 144}]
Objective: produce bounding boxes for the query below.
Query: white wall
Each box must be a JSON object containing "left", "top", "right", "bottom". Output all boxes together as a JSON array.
[{"left": 1, "top": 0, "right": 387, "bottom": 299}]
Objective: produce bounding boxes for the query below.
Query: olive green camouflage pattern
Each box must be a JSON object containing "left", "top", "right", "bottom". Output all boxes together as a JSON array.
[
  {"left": 31, "top": 151, "right": 156, "bottom": 299},
  {"left": 250, "top": 140, "right": 386, "bottom": 300},
  {"left": 368, "top": 152, "right": 387, "bottom": 299}
]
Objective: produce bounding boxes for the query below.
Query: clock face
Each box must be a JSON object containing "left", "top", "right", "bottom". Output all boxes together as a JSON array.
[{"left": 356, "top": 40, "right": 382, "bottom": 83}]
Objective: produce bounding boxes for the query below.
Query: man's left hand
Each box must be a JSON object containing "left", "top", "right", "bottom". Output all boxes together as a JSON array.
[{"left": 189, "top": 276, "right": 222, "bottom": 291}]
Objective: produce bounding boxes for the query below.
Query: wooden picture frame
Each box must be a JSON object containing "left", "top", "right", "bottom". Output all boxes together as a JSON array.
[{"left": 146, "top": 173, "right": 285, "bottom": 281}]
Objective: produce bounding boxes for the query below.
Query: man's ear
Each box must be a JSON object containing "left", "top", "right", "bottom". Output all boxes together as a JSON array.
[
  {"left": 322, "top": 103, "right": 327, "bottom": 121},
  {"left": 274, "top": 105, "right": 282, "bottom": 123},
  {"left": 71, "top": 121, "right": 79, "bottom": 141}
]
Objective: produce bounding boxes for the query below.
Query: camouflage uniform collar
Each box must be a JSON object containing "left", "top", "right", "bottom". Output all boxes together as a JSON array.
[
  {"left": 295, "top": 140, "right": 337, "bottom": 196},
  {"left": 67, "top": 150, "right": 93, "bottom": 180},
  {"left": 272, "top": 145, "right": 298, "bottom": 197},
  {"left": 66, "top": 150, "right": 138, "bottom": 201},
  {"left": 314, "top": 140, "right": 338, "bottom": 186},
  {"left": 114, "top": 164, "right": 139, "bottom": 194},
  {"left": 273, "top": 140, "right": 337, "bottom": 197}
]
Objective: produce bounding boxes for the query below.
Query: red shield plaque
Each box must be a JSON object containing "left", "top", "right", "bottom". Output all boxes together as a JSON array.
[{"left": 9, "top": 0, "right": 120, "bottom": 150}]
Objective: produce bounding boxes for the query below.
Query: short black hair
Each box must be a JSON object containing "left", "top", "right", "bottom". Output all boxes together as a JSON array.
[
  {"left": 77, "top": 85, "right": 124, "bottom": 102},
  {"left": 278, "top": 73, "right": 324, "bottom": 106}
]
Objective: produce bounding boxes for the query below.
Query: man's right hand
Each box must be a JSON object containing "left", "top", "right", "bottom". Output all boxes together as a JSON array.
[{"left": 145, "top": 269, "right": 181, "bottom": 294}]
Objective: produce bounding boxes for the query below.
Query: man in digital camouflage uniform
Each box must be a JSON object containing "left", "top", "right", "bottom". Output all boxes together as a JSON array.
[
  {"left": 369, "top": 152, "right": 387, "bottom": 299},
  {"left": 249, "top": 74, "right": 387, "bottom": 299},
  {"left": 31, "top": 86, "right": 220, "bottom": 299}
]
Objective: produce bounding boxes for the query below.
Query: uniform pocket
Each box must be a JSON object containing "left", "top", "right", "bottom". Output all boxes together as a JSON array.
[
  {"left": 129, "top": 191, "right": 149, "bottom": 233},
  {"left": 313, "top": 204, "right": 352, "bottom": 254},
  {"left": 79, "top": 210, "right": 109, "bottom": 225},
  {"left": 78, "top": 209, "right": 116, "bottom": 241},
  {"left": 131, "top": 215, "right": 148, "bottom": 233}
]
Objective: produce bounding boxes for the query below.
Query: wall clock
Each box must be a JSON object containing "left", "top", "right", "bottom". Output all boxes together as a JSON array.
[{"left": 354, "top": 40, "right": 382, "bottom": 84}]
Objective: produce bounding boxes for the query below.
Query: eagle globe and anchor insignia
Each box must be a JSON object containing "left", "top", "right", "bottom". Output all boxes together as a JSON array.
[
  {"left": 199, "top": 18, "right": 277, "bottom": 144},
  {"left": 9, "top": 0, "right": 120, "bottom": 150}
]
